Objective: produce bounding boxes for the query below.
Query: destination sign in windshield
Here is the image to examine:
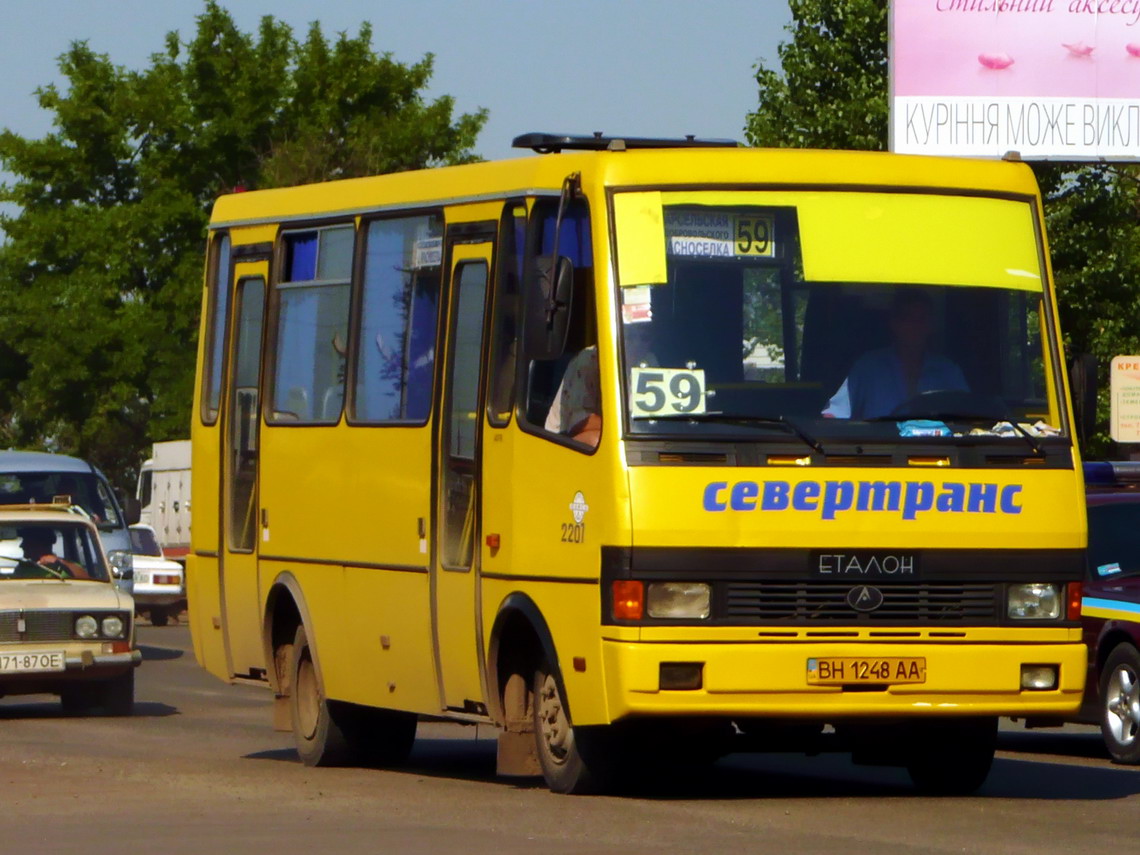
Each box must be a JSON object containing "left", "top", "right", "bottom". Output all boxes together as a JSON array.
[{"left": 664, "top": 210, "right": 775, "bottom": 259}]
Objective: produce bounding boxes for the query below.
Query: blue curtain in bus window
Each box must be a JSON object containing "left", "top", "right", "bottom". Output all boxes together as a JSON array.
[
  {"left": 539, "top": 206, "right": 592, "bottom": 267},
  {"left": 514, "top": 217, "right": 526, "bottom": 279},
  {"left": 286, "top": 232, "right": 318, "bottom": 281}
]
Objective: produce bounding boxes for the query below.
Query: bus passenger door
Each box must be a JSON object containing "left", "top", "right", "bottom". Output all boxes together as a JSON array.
[
  {"left": 433, "top": 238, "right": 493, "bottom": 712},
  {"left": 220, "top": 269, "right": 268, "bottom": 678}
]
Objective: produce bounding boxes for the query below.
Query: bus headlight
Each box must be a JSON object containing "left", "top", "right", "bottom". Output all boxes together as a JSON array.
[
  {"left": 1007, "top": 583, "right": 1061, "bottom": 620},
  {"left": 647, "top": 582, "right": 711, "bottom": 619}
]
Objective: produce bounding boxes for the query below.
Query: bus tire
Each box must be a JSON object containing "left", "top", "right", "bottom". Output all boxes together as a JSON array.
[
  {"left": 532, "top": 663, "right": 612, "bottom": 794},
  {"left": 289, "top": 624, "right": 352, "bottom": 767},
  {"left": 1099, "top": 644, "right": 1140, "bottom": 764},
  {"left": 905, "top": 716, "right": 996, "bottom": 795}
]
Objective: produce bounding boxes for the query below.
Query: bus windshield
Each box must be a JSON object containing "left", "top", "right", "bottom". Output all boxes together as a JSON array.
[{"left": 614, "top": 190, "right": 1062, "bottom": 443}]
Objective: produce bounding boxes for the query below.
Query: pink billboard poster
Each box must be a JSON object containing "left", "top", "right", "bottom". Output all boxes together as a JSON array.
[{"left": 891, "top": 0, "right": 1140, "bottom": 158}]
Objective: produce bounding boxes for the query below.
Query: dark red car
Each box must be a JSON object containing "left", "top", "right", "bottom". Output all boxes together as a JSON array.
[{"left": 1078, "top": 461, "right": 1140, "bottom": 763}]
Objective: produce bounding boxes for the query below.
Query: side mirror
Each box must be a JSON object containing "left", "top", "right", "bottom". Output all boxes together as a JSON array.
[
  {"left": 123, "top": 495, "right": 141, "bottom": 526},
  {"left": 1069, "top": 352, "right": 1097, "bottom": 447},
  {"left": 525, "top": 255, "right": 574, "bottom": 360}
]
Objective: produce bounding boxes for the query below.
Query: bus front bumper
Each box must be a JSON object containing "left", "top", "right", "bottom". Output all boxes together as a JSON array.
[{"left": 599, "top": 638, "right": 1086, "bottom": 721}]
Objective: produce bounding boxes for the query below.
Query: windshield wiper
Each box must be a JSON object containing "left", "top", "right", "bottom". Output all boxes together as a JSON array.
[
  {"left": 870, "top": 411, "right": 1044, "bottom": 456},
  {"left": 656, "top": 412, "right": 825, "bottom": 455}
]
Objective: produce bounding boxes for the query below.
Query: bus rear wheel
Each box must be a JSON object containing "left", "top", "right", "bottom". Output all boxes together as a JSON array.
[
  {"left": 289, "top": 625, "right": 417, "bottom": 767},
  {"left": 905, "top": 716, "right": 997, "bottom": 795},
  {"left": 290, "top": 624, "right": 353, "bottom": 766}
]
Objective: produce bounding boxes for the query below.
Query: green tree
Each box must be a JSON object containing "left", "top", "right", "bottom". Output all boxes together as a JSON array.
[
  {"left": 0, "top": 2, "right": 486, "bottom": 485},
  {"left": 747, "top": 0, "right": 887, "bottom": 152},
  {"left": 746, "top": 0, "right": 1140, "bottom": 451}
]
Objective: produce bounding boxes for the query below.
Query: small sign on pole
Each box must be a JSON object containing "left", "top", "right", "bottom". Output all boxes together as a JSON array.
[{"left": 1110, "top": 355, "right": 1140, "bottom": 443}]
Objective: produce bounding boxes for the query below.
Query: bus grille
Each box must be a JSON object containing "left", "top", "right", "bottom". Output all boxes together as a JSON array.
[
  {"left": 723, "top": 582, "right": 999, "bottom": 623},
  {"left": 0, "top": 610, "right": 74, "bottom": 642}
]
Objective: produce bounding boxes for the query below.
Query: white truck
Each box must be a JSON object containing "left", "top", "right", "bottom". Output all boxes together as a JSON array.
[{"left": 136, "top": 440, "right": 191, "bottom": 563}]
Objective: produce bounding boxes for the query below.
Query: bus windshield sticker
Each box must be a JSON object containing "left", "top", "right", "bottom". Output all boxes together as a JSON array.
[
  {"left": 622, "top": 286, "right": 653, "bottom": 324},
  {"left": 412, "top": 237, "right": 443, "bottom": 269},
  {"left": 664, "top": 210, "right": 775, "bottom": 260},
  {"left": 1098, "top": 562, "right": 1123, "bottom": 577},
  {"left": 629, "top": 367, "right": 707, "bottom": 417}
]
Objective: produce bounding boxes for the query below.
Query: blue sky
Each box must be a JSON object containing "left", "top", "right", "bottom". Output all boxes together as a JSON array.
[{"left": 0, "top": 0, "right": 792, "bottom": 165}]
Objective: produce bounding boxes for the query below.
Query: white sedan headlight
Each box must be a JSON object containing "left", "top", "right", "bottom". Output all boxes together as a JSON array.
[
  {"left": 75, "top": 615, "right": 99, "bottom": 638},
  {"left": 101, "top": 616, "right": 124, "bottom": 638}
]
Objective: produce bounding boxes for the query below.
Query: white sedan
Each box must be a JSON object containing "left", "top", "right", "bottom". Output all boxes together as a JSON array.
[{"left": 129, "top": 525, "right": 185, "bottom": 627}]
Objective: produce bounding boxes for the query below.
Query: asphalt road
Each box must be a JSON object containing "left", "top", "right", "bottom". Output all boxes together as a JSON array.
[{"left": 1, "top": 622, "right": 1137, "bottom": 855}]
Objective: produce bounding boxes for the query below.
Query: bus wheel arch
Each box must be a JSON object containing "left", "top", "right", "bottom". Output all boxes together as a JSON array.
[
  {"left": 263, "top": 572, "right": 319, "bottom": 732},
  {"left": 488, "top": 594, "right": 568, "bottom": 776}
]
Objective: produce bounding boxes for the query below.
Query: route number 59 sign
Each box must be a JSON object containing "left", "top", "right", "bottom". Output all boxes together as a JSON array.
[{"left": 629, "top": 367, "right": 707, "bottom": 417}]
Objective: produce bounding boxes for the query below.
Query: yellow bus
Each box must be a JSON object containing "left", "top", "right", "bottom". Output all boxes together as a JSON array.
[{"left": 188, "top": 133, "right": 1087, "bottom": 794}]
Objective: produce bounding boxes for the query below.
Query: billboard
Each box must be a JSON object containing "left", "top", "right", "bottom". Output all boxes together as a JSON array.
[
  {"left": 1111, "top": 355, "right": 1140, "bottom": 443},
  {"left": 891, "top": 1, "right": 1140, "bottom": 159}
]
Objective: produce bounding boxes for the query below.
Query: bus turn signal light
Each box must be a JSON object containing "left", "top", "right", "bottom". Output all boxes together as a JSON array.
[
  {"left": 612, "top": 580, "right": 644, "bottom": 621},
  {"left": 1067, "top": 582, "right": 1082, "bottom": 621}
]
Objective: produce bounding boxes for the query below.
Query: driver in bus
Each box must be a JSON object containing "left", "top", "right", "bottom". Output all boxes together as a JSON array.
[{"left": 822, "top": 289, "right": 967, "bottom": 420}]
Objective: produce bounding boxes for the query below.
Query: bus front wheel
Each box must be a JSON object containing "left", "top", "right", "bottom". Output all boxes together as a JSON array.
[
  {"left": 905, "top": 716, "right": 997, "bottom": 795},
  {"left": 533, "top": 664, "right": 614, "bottom": 794}
]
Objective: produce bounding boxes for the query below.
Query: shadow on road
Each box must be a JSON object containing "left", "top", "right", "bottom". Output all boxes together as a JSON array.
[
  {"left": 0, "top": 699, "right": 180, "bottom": 719},
  {"left": 130, "top": 701, "right": 180, "bottom": 717},
  {"left": 245, "top": 748, "right": 300, "bottom": 763},
  {"left": 984, "top": 756, "right": 1139, "bottom": 799},
  {"left": 251, "top": 732, "right": 1140, "bottom": 801},
  {"left": 242, "top": 736, "right": 533, "bottom": 787},
  {"left": 998, "top": 730, "right": 1111, "bottom": 762},
  {"left": 138, "top": 644, "right": 184, "bottom": 662}
]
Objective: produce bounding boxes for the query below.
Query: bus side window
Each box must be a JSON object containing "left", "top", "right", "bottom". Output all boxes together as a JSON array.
[
  {"left": 486, "top": 203, "right": 526, "bottom": 426},
  {"left": 201, "top": 232, "right": 232, "bottom": 424},
  {"left": 352, "top": 214, "right": 444, "bottom": 424},
  {"left": 269, "top": 226, "right": 354, "bottom": 424},
  {"left": 521, "top": 200, "right": 600, "bottom": 449}
]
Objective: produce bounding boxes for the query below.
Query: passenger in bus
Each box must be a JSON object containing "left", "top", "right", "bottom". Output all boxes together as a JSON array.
[
  {"left": 545, "top": 324, "right": 658, "bottom": 447},
  {"left": 545, "top": 346, "right": 600, "bottom": 446},
  {"left": 822, "top": 289, "right": 967, "bottom": 420}
]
